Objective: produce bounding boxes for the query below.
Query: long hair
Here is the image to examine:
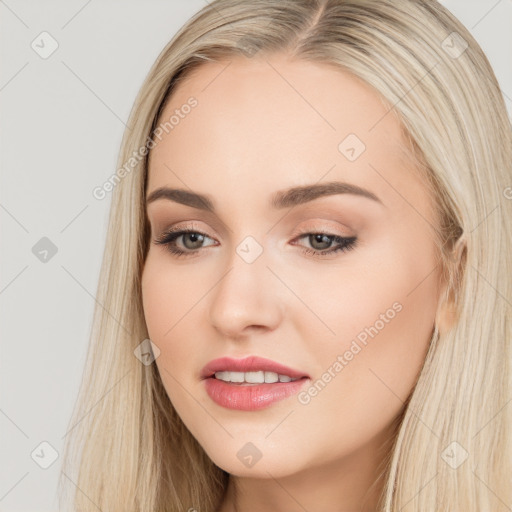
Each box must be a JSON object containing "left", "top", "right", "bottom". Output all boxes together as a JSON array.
[{"left": 58, "top": 1, "right": 512, "bottom": 510}]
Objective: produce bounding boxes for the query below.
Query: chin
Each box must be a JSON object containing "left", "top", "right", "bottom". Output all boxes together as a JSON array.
[{"left": 200, "top": 436, "right": 310, "bottom": 478}]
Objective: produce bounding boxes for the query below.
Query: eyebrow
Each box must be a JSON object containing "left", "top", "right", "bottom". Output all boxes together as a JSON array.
[{"left": 145, "top": 181, "right": 383, "bottom": 211}]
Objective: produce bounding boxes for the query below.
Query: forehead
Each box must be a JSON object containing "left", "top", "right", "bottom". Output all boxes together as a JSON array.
[{"left": 146, "top": 54, "right": 425, "bottom": 213}]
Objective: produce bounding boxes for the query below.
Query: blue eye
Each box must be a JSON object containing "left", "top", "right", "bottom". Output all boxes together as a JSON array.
[{"left": 153, "top": 229, "right": 357, "bottom": 258}]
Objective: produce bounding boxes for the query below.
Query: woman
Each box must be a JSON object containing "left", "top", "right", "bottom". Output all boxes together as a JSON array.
[{"left": 59, "top": 1, "right": 512, "bottom": 511}]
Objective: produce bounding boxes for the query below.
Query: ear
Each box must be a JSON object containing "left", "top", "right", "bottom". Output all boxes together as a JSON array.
[{"left": 435, "top": 237, "right": 466, "bottom": 336}]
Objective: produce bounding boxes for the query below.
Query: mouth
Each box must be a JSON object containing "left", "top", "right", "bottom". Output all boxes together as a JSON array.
[
  {"left": 201, "top": 356, "right": 310, "bottom": 411},
  {"left": 211, "top": 370, "right": 305, "bottom": 385},
  {"left": 200, "top": 355, "right": 309, "bottom": 381}
]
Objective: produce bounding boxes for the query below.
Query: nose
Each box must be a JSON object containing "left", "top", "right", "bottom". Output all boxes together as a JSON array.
[{"left": 208, "top": 244, "right": 285, "bottom": 340}]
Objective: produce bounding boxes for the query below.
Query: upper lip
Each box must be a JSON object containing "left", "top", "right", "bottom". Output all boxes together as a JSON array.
[{"left": 200, "top": 356, "right": 309, "bottom": 380}]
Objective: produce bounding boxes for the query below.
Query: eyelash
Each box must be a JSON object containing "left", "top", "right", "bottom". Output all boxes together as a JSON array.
[{"left": 154, "top": 227, "right": 357, "bottom": 259}]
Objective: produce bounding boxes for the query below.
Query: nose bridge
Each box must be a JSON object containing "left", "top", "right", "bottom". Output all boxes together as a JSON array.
[{"left": 208, "top": 234, "right": 284, "bottom": 337}]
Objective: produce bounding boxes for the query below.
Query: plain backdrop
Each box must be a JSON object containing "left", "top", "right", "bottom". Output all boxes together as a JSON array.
[{"left": 1, "top": 1, "right": 511, "bottom": 510}]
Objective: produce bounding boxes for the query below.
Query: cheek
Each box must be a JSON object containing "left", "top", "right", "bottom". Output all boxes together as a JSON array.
[
  {"left": 141, "top": 252, "right": 203, "bottom": 339},
  {"left": 141, "top": 261, "right": 199, "bottom": 421},
  {"left": 293, "top": 232, "right": 440, "bottom": 439},
  {"left": 140, "top": 256, "right": 199, "bottom": 379},
  {"left": 298, "top": 229, "right": 437, "bottom": 369},
  {"left": 295, "top": 296, "right": 434, "bottom": 468},
  {"left": 291, "top": 227, "right": 440, "bottom": 352}
]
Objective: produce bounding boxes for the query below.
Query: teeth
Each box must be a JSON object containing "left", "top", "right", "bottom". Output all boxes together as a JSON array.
[
  {"left": 246, "top": 371, "right": 264, "bottom": 383},
  {"left": 264, "top": 371, "right": 279, "bottom": 383},
  {"left": 214, "top": 371, "right": 300, "bottom": 384},
  {"left": 227, "top": 371, "right": 244, "bottom": 383}
]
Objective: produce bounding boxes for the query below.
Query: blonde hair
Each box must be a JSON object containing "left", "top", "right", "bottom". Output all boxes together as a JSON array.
[{"left": 58, "top": 1, "right": 512, "bottom": 510}]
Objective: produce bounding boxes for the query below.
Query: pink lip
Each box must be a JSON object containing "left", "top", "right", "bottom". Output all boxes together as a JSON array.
[{"left": 201, "top": 356, "right": 310, "bottom": 411}]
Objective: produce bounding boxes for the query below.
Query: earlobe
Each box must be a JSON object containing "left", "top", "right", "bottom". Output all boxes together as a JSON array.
[
  {"left": 435, "top": 237, "right": 466, "bottom": 336},
  {"left": 436, "top": 294, "right": 459, "bottom": 335}
]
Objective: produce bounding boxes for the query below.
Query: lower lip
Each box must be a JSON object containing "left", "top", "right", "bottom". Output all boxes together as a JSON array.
[{"left": 204, "top": 377, "right": 309, "bottom": 411}]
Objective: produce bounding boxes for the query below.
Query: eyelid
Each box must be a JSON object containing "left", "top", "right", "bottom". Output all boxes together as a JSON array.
[
  {"left": 292, "top": 220, "right": 353, "bottom": 237},
  {"left": 157, "top": 221, "right": 214, "bottom": 238},
  {"left": 158, "top": 220, "right": 352, "bottom": 239}
]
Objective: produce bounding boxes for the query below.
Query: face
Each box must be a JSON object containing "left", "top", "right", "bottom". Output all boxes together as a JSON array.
[{"left": 141, "top": 53, "right": 444, "bottom": 478}]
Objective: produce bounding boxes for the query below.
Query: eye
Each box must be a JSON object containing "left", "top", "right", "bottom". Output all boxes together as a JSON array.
[
  {"left": 153, "top": 228, "right": 358, "bottom": 259},
  {"left": 154, "top": 228, "right": 217, "bottom": 258},
  {"left": 292, "top": 232, "right": 358, "bottom": 257}
]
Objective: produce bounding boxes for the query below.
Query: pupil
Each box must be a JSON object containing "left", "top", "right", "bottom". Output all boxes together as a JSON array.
[
  {"left": 184, "top": 233, "right": 204, "bottom": 249},
  {"left": 310, "top": 234, "right": 332, "bottom": 250}
]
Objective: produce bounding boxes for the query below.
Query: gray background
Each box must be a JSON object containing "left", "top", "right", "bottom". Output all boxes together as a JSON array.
[{"left": 1, "top": 1, "right": 511, "bottom": 510}]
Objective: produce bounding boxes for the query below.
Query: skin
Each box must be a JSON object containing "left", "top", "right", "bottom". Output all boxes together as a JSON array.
[{"left": 141, "top": 53, "right": 451, "bottom": 512}]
